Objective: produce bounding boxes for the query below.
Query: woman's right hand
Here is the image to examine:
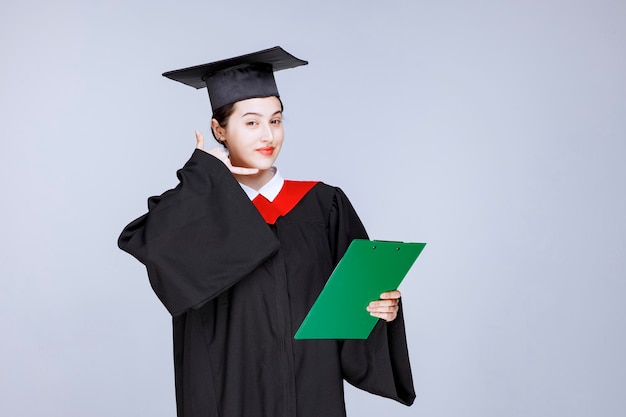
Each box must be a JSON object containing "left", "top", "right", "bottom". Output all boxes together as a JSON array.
[{"left": 195, "top": 131, "right": 259, "bottom": 176}]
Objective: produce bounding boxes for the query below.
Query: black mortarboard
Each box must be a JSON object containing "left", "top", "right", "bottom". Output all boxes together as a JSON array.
[{"left": 162, "top": 46, "right": 308, "bottom": 111}]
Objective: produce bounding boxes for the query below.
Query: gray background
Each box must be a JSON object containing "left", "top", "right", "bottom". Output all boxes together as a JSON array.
[{"left": 1, "top": 0, "right": 625, "bottom": 416}]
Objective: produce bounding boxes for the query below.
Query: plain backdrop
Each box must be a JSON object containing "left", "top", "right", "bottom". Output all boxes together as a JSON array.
[{"left": 1, "top": 1, "right": 625, "bottom": 416}]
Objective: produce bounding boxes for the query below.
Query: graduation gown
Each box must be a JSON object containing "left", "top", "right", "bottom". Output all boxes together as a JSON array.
[{"left": 118, "top": 149, "right": 415, "bottom": 417}]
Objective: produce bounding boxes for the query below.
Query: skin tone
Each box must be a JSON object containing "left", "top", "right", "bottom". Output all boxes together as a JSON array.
[{"left": 195, "top": 96, "right": 401, "bottom": 322}]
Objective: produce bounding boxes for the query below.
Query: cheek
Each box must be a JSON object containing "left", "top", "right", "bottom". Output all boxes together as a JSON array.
[
  {"left": 274, "top": 127, "right": 285, "bottom": 145},
  {"left": 225, "top": 129, "right": 251, "bottom": 149}
]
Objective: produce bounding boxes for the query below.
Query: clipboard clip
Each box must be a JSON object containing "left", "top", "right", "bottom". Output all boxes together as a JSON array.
[{"left": 372, "top": 239, "right": 405, "bottom": 250}]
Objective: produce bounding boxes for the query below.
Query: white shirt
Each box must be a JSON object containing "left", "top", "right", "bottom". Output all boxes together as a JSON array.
[{"left": 238, "top": 167, "right": 285, "bottom": 202}]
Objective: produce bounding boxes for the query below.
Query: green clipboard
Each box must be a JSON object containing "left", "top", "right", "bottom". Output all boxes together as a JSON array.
[{"left": 294, "top": 239, "right": 426, "bottom": 340}]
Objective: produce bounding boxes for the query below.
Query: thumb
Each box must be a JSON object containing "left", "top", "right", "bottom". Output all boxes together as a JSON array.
[{"left": 195, "top": 131, "right": 204, "bottom": 150}]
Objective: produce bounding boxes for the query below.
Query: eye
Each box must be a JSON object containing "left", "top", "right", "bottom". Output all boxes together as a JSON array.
[
  {"left": 246, "top": 120, "right": 258, "bottom": 127},
  {"left": 271, "top": 118, "right": 282, "bottom": 125}
]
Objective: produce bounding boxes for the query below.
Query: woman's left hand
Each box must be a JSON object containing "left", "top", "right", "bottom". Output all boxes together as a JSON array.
[{"left": 366, "top": 290, "right": 401, "bottom": 322}]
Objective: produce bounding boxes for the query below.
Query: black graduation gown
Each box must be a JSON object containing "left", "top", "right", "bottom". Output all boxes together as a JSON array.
[{"left": 118, "top": 149, "right": 415, "bottom": 417}]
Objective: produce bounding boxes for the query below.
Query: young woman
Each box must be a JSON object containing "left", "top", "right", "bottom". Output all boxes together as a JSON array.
[{"left": 118, "top": 47, "right": 415, "bottom": 417}]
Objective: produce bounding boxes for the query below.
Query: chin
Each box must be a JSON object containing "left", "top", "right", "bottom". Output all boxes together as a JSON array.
[
  {"left": 255, "top": 163, "right": 275, "bottom": 172},
  {"left": 251, "top": 158, "right": 278, "bottom": 171}
]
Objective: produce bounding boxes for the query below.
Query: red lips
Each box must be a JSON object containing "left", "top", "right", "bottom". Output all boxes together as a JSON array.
[{"left": 256, "top": 147, "right": 275, "bottom": 156}]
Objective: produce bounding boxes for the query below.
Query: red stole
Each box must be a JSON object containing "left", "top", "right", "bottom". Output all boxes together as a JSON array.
[{"left": 252, "top": 180, "right": 318, "bottom": 224}]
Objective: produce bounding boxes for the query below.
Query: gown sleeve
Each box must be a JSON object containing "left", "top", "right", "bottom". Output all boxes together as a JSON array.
[
  {"left": 329, "top": 187, "right": 416, "bottom": 406},
  {"left": 118, "top": 149, "right": 280, "bottom": 317}
]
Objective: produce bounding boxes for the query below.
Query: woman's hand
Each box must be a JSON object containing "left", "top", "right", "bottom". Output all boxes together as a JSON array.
[
  {"left": 366, "top": 290, "right": 401, "bottom": 322},
  {"left": 195, "top": 131, "right": 259, "bottom": 175}
]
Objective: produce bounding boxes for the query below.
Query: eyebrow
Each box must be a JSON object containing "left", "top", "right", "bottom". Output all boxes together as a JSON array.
[{"left": 241, "top": 110, "right": 282, "bottom": 118}]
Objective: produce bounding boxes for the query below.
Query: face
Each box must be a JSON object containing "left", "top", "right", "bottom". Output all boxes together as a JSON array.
[{"left": 215, "top": 96, "right": 284, "bottom": 171}]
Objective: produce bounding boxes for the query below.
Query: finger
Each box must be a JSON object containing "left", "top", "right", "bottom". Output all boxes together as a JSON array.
[
  {"left": 368, "top": 299, "right": 398, "bottom": 308},
  {"left": 369, "top": 311, "right": 398, "bottom": 322},
  {"left": 380, "top": 290, "right": 401, "bottom": 300},
  {"left": 229, "top": 166, "right": 260, "bottom": 175},
  {"left": 195, "top": 131, "right": 204, "bottom": 150},
  {"left": 367, "top": 303, "right": 399, "bottom": 313}
]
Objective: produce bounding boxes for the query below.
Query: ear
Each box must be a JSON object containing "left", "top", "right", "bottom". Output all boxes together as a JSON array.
[{"left": 211, "top": 119, "right": 225, "bottom": 142}]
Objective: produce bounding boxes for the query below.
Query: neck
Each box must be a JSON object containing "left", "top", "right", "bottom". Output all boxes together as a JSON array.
[{"left": 234, "top": 167, "right": 276, "bottom": 191}]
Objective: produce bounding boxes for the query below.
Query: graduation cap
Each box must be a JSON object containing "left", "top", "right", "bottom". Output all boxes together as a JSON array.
[{"left": 163, "top": 46, "right": 308, "bottom": 111}]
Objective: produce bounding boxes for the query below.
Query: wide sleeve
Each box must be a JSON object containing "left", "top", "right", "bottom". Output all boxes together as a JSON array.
[
  {"left": 118, "top": 149, "right": 280, "bottom": 317},
  {"left": 328, "top": 187, "right": 416, "bottom": 406}
]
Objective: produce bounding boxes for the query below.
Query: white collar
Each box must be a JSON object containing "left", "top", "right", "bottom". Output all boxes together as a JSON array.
[{"left": 239, "top": 167, "right": 284, "bottom": 202}]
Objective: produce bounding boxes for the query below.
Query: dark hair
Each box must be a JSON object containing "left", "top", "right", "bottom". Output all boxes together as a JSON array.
[
  {"left": 210, "top": 102, "right": 236, "bottom": 144},
  {"left": 210, "top": 96, "right": 285, "bottom": 145}
]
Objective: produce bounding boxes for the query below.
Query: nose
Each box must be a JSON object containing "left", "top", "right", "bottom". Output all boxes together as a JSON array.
[{"left": 261, "top": 122, "right": 274, "bottom": 143}]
